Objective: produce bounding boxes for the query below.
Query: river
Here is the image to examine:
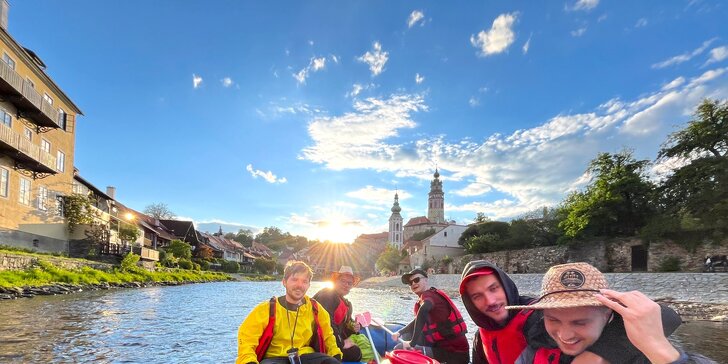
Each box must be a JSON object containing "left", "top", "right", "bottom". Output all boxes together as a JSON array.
[{"left": 0, "top": 281, "right": 725, "bottom": 363}]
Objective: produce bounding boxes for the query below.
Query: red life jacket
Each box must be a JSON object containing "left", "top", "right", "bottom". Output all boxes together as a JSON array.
[
  {"left": 414, "top": 288, "right": 468, "bottom": 344},
  {"left": 332, "top": 297, "right": 350, "bottom": 327},
  {"left": 534, "top": 348, "right": 562, "bottom": 364},
  {"left": 255, "top": 297, "right": 326, "bottom": 361},
  {"left": 479, "top": 309, "right": 533, "bottom": 364}
]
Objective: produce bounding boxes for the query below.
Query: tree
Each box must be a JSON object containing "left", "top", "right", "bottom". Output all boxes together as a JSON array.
[
  {"left": 167, "top": 239, "right": 192, "bottom": 260},
  {"left": 411, "top": 228, "right": 436, "bottom": 241},
  {"left": 225, "top": 229, "right": 255, "bottom": 247},
  {"left": 376, "top": 244, "right": 402, "bottom": 274},
  {"left": 655, "top": 99, "right": 728, "bottom": 238},
  {"left": 195, "top": 244, "right": 214, "bottom": 260},
  {"left": 118, "top": 222, "right": 141, "bottom": 244},
  {"left": 143, "top": 202, "right": 176, "bottom": 219},
  {"left": 253, "top": 258, "right": 277, "bottom": 274},
  {"left": 558, "top": 150, "right": 655, "bottom": 240},
  {"left": 474, "top": 212, "right": 489, "bottom": 223},
  {"left": 63, "top": 194, "right": 96, "bottom": 233}
]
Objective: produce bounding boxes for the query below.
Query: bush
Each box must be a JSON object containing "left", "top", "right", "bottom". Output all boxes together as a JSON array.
[
  {"left": 223, "top": 260, "right": 240, "bottom": 273},
  {"left": 178, "top": 258, "right": 193, "bottom": 270},
  {"left": 120, "top": 253, "right": 140, "bottom": 272},
  {"left": 658, "top": 256, "right": 682, "bottom": 272}
]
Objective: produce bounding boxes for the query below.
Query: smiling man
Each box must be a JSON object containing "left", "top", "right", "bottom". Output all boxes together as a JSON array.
[
  {"left": 313, "top": 266, "right": 363, "bottom": 362},
  {"left": 392, "top": 268, "right": 469, "bottom": 364},
  {"left": 236, "top": 261, "right": 343, "bottom": 364}
]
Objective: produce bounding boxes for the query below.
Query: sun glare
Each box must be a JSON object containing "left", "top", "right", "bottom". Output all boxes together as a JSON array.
[{"left": 311, "top": 211, "right": 361, "bottom": 243}]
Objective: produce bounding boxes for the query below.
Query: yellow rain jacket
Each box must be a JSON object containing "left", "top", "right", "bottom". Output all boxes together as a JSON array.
[{"left": 236, "top": 296, "right": 342, "bottom": 364}]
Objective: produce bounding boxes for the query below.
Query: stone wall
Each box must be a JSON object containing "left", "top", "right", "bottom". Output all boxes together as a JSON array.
[
  {"left": 648, "top": 240, "right": 726, "bottom": 272},
  {"left": 0, "top": 252, "right": 112, "bottom": 272},
  {"left": 452, "top": 245, "right": 569, "bottom": 274},
  {"left": 0, "top": 229, "right": 69, "bottom": 254}
]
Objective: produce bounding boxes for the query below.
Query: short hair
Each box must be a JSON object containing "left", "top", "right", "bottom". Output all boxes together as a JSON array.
[{"left": 284, "top": 261, "right": 313, "bottom": 281}]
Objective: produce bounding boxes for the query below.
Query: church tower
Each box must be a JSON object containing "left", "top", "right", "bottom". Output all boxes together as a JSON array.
[
  {"left": 388, "top": 193, "right": 404, "bottom": 249},
  {"left": 428, "top": 168, "right": 445, "bottom": 224}
]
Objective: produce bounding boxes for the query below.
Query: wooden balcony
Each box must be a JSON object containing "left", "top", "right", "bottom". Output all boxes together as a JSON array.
[
  {"left": 134, "top": 246, "right": 160, "bottom": 261},
  {"left": 0, "top": 60, "right": 60, "bottom": 129},
  {"left": 0, "top": 122, "right": 57, "bottom": 174}
]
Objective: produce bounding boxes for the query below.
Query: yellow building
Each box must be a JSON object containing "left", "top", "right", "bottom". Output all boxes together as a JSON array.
[{"left": 0, "top": 1, "right": 83, "bottom": 253}]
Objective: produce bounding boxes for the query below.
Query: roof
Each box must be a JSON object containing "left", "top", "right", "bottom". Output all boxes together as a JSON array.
[
  {"left": 252, "top": 241, "right": 274, "bottom": 254},
  {"left": 356, "top": 232, "right": 389, "bottom": 240},
  {"left": 159, "top": 219, "right": 203, "bottom": 244},
  {"left": 405, "top": 216, "right": 431, "bottom": 227},
  {"left": 73, "top": 174, "right": 113, "bottom": 200}
]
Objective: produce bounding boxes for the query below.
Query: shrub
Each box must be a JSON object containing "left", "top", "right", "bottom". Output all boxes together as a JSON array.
[
  {"left": 223, "top": 260, "right": 240, "bottom": 273},
  {"left": 178, "top": 258, "right": 193, "bottom": 270},
  {"left": 198, "top": 260, "right": 210, "bottom": 271},
  {"left": 120, "top": 252, "right": 140, "bottom": 272},
  {"left": 658, "top": 256, "right": 682, "bottom": 272}
]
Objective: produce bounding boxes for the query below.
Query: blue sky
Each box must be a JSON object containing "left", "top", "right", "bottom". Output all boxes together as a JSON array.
[{"left": 13, "top": 1, "right": 728, "bottom": 242}]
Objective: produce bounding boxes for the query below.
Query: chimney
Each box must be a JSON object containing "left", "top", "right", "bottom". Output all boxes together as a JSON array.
[
  {"left": 106, "top": 186, "right": 116, "bottom": 199},
  {"left": 0, "top": 0, "right": 8, "bottom": 31}
]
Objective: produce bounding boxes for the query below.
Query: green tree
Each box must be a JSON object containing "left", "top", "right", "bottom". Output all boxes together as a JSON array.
[
  {"left": 474, "top": 212, "right": 489, "bottom": 223},
  {"left": 253, "top": 258, "right": 276, "bottom": 274},
  {"left": 458, "top": 221, "right": 510, "bottom": 250},
  {"left": 376, "top": 244, "right": 402, "bottom": 273},
  {"left": 118, "top": 222, "right": 141, "bottom": 244},
  {"left": 558, "top": 150, "right": 655, "bottom": 240},
  {"left": 411, "top": 228, "right": 436, "bottom": 241},
  {"left": 225, "top": 229, "right": 255, "bottom": 247},
  {"left": 167, "top": 239, "right": 192, "bottom": 260},
  {"left": 655, "top": 99, "right": 728, "bottom": 238}
]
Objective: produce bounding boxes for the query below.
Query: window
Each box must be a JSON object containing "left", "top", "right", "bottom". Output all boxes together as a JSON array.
[
  {"left": 56, "top": 150, "right": 65, "bottom": 172},
  {"left": 2, "top": 53, "right": 15, "bottom": 70},
  {"left": 43, "top": 93, "right": 53, "bottom": 105},
  {"left": 58, "top": 109, "right": 66, "bottom": 130},
  {"left": 0, "top": 167, "right": 8, "bottom": 198},
  {"left": 0, "top": 109, "right": 11, "bottom": 127},
  {"left": 40, "top": 139, "right": 51, "bottom": 153},
  {"left": 26, "top": 77, "right": 35, "bottom": 89},
  {"left": 23, "top": 127, "right": 32, "bottom": 141},
  {"left": 38, "top": 185, "right": 48, "bottom": 210},
  {"left": 19, "top": 178, "right": 31, "bottom": 205},
  {"left": 444, "top": 231, "right": 447, "bottom": 237}
]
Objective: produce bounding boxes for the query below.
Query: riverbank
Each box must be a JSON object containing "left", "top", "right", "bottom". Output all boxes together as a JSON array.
[{"left": 359, "top": 274, "right": 728, "bottom": 322}]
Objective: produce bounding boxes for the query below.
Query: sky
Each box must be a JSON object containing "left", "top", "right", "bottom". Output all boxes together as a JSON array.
[{"left": 11, "top": 1, "right": 728, "bottom": 243}]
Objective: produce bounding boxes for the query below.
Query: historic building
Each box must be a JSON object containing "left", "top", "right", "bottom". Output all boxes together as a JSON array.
[
  {"left": 0, "top": 2, "right": 83, "bottom": 252},
  {"left": 387, "top": 192, "right": 403, "bottom": 249}
]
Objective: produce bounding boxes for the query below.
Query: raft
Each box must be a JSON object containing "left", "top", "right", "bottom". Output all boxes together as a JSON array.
[{"left": 342, "top": 322, "right": 405, "bottom": 364}]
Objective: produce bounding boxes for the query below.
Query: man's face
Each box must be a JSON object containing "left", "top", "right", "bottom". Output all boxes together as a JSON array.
[
  {"left": 283, "top": 272, "right": 311, "bottom": 304},
  {"left": 465, "top": 274, "right": 509, "bottom": 325},
  {"left": 407, "top": 274, "right": 428, "bottom": 295},
  {"left": 543, "top": 306, "right": 612, "bottom": 356},
  {"left": 334, "top": 275, "right": 354, "bottom": 296}
]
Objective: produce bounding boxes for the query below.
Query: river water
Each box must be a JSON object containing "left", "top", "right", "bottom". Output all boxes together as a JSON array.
[{"left": 0, "top": 281, "right": 725, "bottom": 363}]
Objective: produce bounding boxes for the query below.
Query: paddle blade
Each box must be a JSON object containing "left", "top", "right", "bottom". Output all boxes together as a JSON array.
[{"left": 355, "top": 311, "right": 372, "bottom": 327}]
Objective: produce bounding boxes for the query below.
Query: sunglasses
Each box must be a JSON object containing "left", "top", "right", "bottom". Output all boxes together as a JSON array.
[{"left": 408, "top": 277, "right": 423, "bottom": 286}]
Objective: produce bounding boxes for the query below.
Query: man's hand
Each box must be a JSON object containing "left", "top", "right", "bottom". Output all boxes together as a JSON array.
[
  {"left": 401, "top": 340, "right": 413, "bottom": 350},
  {"left": 353, "top": 322, "right": 361, "bottom": 333},
  {"left": 343, "top": 337, "right": 354, "bottom": 349},
  {"left": 391, "top": 331, "right": 400, "bottom": 342},
  {"left": 596, "top": 289, "right": 681, "bottom": 364}
]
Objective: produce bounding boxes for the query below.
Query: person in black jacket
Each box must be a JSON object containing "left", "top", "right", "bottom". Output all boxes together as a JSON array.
[
  {"left": 312, "top": 266, "right": 362, "bottom": 362},
  {"left": 459, "top": 260, "right": 682, "bottom": 364}
]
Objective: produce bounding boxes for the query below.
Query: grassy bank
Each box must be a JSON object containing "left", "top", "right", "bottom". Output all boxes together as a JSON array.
[{"left": 0, "top": 249, "right": 230, "bottom": 288}]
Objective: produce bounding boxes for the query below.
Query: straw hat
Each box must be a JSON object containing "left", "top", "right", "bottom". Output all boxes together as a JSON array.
[
  {"left": 506, "top": 262, "right": 608, "bottom": 310},
  {"left": 332, "top": 265, "right": 361, "bottom": 285}
]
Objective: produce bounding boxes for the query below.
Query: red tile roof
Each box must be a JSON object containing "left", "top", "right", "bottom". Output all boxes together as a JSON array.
[{"left": 405, "top": 216, "right": 431, "bottom": 226}]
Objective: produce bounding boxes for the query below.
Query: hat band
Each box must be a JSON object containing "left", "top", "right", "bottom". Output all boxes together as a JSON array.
[{"left": 533, "top": 288, "right": 601, "bottom": 304}]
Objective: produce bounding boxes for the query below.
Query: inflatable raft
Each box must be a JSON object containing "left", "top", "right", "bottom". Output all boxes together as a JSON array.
[{"left": 343, "top": 322, "right": 404, "bottom": 364}]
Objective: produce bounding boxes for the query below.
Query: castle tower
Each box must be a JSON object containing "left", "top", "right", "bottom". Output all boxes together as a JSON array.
[
  {"left": 427, "top": 169, "right": 445, "bottom": 224},
  {"left": 388, "top": 193, "right": 404, "bottom": 249}
]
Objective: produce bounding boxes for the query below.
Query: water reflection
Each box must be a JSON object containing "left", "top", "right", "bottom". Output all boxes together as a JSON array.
[{"left": 0, "top": 281, "right": 725, "bottom": 363}]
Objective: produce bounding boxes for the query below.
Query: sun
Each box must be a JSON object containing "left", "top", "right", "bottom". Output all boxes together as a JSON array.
[{"left": 311, "top": 211, "right": 361, "bottom": 243}]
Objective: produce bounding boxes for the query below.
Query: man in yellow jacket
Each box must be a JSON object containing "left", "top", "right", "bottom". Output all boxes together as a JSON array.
[{"left": 236, "top": 261, "right": 343, "bottom": 364}]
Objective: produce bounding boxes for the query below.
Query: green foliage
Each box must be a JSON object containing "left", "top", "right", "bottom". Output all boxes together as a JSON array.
[
  {"left": 255, "top": 226, "right": 311, "bottom": 251},
  {"left": 253, "top": 258, "right": 276, "bottom": 274},
  {"left": 658, "top": 256, "right": 682, "bottom": 272},
  {"left": 62, "top": 194, "right": 97, "bottom": 233},
  {"left": 224, "top": 229, "right": 255, "bottom": 247},
  {"left": 178, "top": 258, "right": 193, "bottom": 270},
  {"left": 118, "top": 223, "right": 141, "bottom": 243},
  {"left": 120, "top": 252, "right": 140, "bottom": 272},
  {"left": 411, "top": 228, "right": 436, "bottom": 241},
  {"left": 222, "top": 260, "right": 240, "bottom": 273},
  {"left": 197, "top": 260, "right": 210, "bottom": 271},
  {"left": 167, "top": 240, "right": 192, "bottom": 260},
  {"left": 376, "top": 244, "right": 402, "bottom": 273},
  {"left": 459, "top": 221, "right": 511, "bottom": 253},
  {"left": 474, "top": 212, "right": 489, "bottom": 223},
  {"left": 558, "top": 150, "right": 655, "bottom": 239}
]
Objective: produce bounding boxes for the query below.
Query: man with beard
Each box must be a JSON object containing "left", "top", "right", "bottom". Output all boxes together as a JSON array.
[
  {"left": 459, "top": 260, "right": 681, "bottom": 364},
  {"left": 508, "top": 262, "right": 713, "bottom": 364},
  {"left": 313, "top": 266, "right": 363, "bottom": 362},
  {"left": 392, "top": 268, "right": 470, "bottom": 364},
  {"left": 236, "top": 261, "right": 343, "bottom": 364}
]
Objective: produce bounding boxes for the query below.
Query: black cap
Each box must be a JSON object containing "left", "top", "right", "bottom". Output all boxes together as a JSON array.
[{"left": 401, "top": 268, "right": 428, "bottom": 285}]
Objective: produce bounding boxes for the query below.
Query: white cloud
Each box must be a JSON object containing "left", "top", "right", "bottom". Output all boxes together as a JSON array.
[
  {"left": 407, "top": 10, "right": 425, "bottom": 28},
  {"left": 415, "top": 73, "right": 425, "bottom": 84},
  {"left": 358, "top": 42, "right": 389, "bottom": 76},
  {"left": 470, "top": 13, "right": 518, "bottom": 57},
  {"left": 568, "top": 0, "right": 600, "bottom": 11},
  {"left": 300, "top": 66, "right": 728, "bottom": 220},
  {"left": 571, "top": 27, "right": 587, "bottom": 37},
  {"left": 331, "top": 55, "right": 340, "bottom": 64},
  {"left": 346, "top": 83, "right": 377, "bottom": 98},
  {"left": 192, "top": 74, "right": 203, "bottom": 88},
  {"left": 221, "top": 77, "right": 233, "bottom": 87},
  {"left": 522, "top": 34, "right": 532, "bottom": 54},
  {"left": 293, "top": 56, "right": 328, "bottom": 85},
  {"left": 469, "top": 97, "right": 480, "bottom": 107},
  {"left": 652, "top": 38, "right": 718, "bottom": 69},
  {"left": 635, "top": 18, "right": 648, "bottom": 28},
  {"left": 705, "top": 46, "right": 728, "bottom": 66},
  {"left": 246, "top": 164, "right": 287, "bottom": 184},
  {"left": 346, "top": 186, "right": 413, "bottom": 205},
  {"left": 662, "top": 77, "right": 686, "bottom": 90}
]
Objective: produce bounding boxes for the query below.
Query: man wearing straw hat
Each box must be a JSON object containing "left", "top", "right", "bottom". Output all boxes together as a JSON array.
[
  {"left": 459, "top": 260, "right": 674, "bottom": 364},
  {"left": 313, "top": 266, "right": 363, "bottom": 362},
  {"left": 507, "top": 262, "right": 713, "bottom": 364}
]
